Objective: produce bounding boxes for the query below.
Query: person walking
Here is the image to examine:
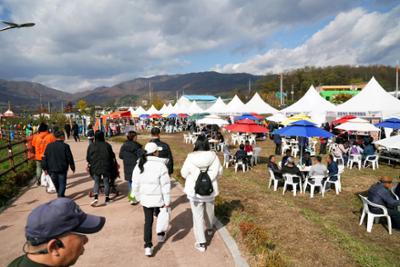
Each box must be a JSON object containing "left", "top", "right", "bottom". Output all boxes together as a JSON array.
[
  {"left": 132, "top": 142, "right": 171, "bottom": 257},
  {"left": 42, "top": 131, "right": 75, "bottom": 198},
  {"left": 64, "top": 123, "right": 71, "bottom": 139},
  {"left": 86, "top": 131, "right": 117, "bottom": 206},
  {"left": 31, "top": 123, "right": 56, "bottom": 186},
  {"left": 119, "top": 130, "right": 142, "bottom": 204},
  {"left": 72, "top": 121, "right": 80, "bottom": 142},
  {"left": 181, "top": 135, "right": 223, "bottom": 252},
  {"left": 150, "top": 127, "right": 174, "bottom": 175},
  {"left": 273, "top": 133, "right": 282, "bottom": 155},
  {"left": 87, "top": 124, "right": 95, "bottom": 144}
]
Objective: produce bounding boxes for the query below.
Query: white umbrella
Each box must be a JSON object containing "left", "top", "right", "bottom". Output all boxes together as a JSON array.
[
  {"left": 196, "top": 115, "right": 229, "bottom": 126},
  {"left": 266, "top": 113, "right": 287, "bottom": 123},
  {"left": 335, "top": 118, "right": 380, "bottom": 132},
  {"left": 374, "top": 135, "right": 400, "bottom": 149}
]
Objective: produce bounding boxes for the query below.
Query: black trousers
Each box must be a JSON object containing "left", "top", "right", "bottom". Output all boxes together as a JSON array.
[
  {"left": 320, "top": 143, "right": 327, "bottom": 154},
  {"left": 143, "top": 206, "right": 160, "bottom": 248},
  {"left": 275, "top": 143, "right": 281, "bottom": 155},
  {"left": 388, "top": 208, "right": 400, "bottom": 229},
  {"left": 73, "top": 134, "right": 80, "bottom": 142}
]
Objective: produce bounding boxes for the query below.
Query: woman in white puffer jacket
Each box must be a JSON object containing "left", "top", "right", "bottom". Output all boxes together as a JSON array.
[
  {"left": 132, "top": 142, "right": 171, "bottom": 257},
  {"left": 181, "top": 135, "right": 223, "bottom": 252}
]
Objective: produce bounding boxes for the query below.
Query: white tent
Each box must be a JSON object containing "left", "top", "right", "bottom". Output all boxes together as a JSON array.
[
  {"left": 206, "top": 97, "right": 227, "bottom": 114},
  {"left": 188, "top": 101, "right": 204, "bottom": 114},
  {"left": 146, "top": 105, "right": 159, "bottom": 114},
  {"left": 266, "top": 113, "right": 287, "bottom": 123},
  {"left": 165, "top": 103, "right": 174, "bottom": 114},
  {"left": 335, "top": 118, "right": 380, "bottom": 132},
  {"left": 158, "top": 104, "right": 168, "bottom": 114},
  {"left": 244, "top": 92, "right": 278, "bottom": 114},
  {"left": 196, "top": 115, "right": 229, "bottom": 126},
  {"left": 281, "top": 85, "right": 336, "bottom": 114},
  {"left": 134, "top": 106, "right": 147, "bottom": 115},
  {"left": 224, "top": 95, "right": 246, "bottom": 114},
  {"left": 374, "top": 135, "right": 400, "bottom": 150},
  {"left": 336, "top": 77, "right": 400, "bottom": 118}
]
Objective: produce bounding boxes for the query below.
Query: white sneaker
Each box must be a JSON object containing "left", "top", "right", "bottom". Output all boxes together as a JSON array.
[
  {"left": 206, "top": 229, "right": 214, "bottom": 236},
  {"left": 157, "top": 234, "right": 166, "bottom": 243},
  {"left": 90, "top": 199, "right": 98, "bottom": 207},
  {"left": 144, "top": 247, "right": 153, "bottom": 257},
  {"left": 194, "top": 243, "right": 206, "bottom": 252}
]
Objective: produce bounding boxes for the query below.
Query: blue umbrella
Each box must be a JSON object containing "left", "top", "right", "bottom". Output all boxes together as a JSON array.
[
  {"left": 375, "top": 118, "right": 400, "bottom": 129},
  {"left": 139, "top": 114, "right": 149, "bottom": 119},
  {"left": 168, "top": 113, "right": 178, "bottom": 118},
  {"left": 235, "top": 114, "right": 260, "bottom": 121}
]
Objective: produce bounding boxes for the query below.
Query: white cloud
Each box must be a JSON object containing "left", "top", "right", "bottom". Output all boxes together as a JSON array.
[{"left": 215, "top": 7, "right": 400, "bottom": 74}]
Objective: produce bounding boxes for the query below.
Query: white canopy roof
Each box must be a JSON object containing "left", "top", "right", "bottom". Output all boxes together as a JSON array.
[
  {"left": 134, "top": 106, "right": 147, "bottom": 115},
  {"left": 244, "top": 92, "right": 278, "bottom": 114},
  {"left": 336, "top": 77, "right": 400, "bottom": 118},
  {"left": 188, "top": 101, "right": 204, "bottom": 114},
  {"left": 158, "top": 104, "right": 168, "bottom": 114},
  {"left": 281, "top": 85, "right": 336, "bottom": 114},
  {"left": 266, "top": 113, "right": 287, "bottom": 123},
  {"left": 374, "top": 135, "right": 400, "bottom": 150},
  {"left": 335, "top": 118, "right": 380, "bottom": 132},
  {"left": 206, "top": 97, "right": 227, "bottom": 114},
  {"left": 146, "top": 105, "right": 159, "bottom": 114},
  {"left": 196, "top": 115, "right": 229, "bottom": 126},
  {"left": 165, "top": 103, "right": 174, "bottom": 114},
  {"left": 224, "top": 95, "right": 246, "bottom": 114}
]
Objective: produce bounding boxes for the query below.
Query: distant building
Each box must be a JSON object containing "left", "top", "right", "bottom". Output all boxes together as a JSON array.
[
  {"left": 1, "top": 102, "right": 16, "bottom": 118},
  {"left": 317, "top": 84, "right": 366, "bottom": 101},
  {"left": 181, "top": 95, "right": 217, "bottom": 110}
]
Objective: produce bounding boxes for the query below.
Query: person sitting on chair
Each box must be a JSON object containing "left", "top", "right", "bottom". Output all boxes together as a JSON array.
[
  {"left": 281, "top": 157, "right": 303, "bottom": 182},
  {"left": 301, "top": 152, "right": 312, "bottom": 167},
  {"left": 367, "top": 176, "right": 400, "bottom": 230},
  {"left": 281, "top": 150, "right": 291, "bottom": 167},
  {"left": 326, "top": 155, "right": 339, "bottom": 181},
  {"left": 267, "top": 155, "right": 282, "bottom": 179},
  {"left": 309, "top": 156, "right": 327, "bottom": 177},
  {"left": 234, "top": 144, "right": 249, "bottom": 168}
]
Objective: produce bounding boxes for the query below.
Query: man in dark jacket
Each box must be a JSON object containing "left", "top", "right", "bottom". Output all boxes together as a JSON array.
[
  {"left": 150, "top": 127, "right": 174, "bottom": 175},
  {"left": 368, "top": 176, "right": 400, "bottom": 229},
  {"left": 281, "top": 157, "right": 303, "bottom": 183},
  {"left": 72, "top": 121, "right": 80, "bottom": 142},
  {"left": 64, "top": 123, "right": 71, "bottom": 139},
  {"left": 267, "top": 155, "right": 282, "bottom": 179},
  {"left": 272, "top": 133, "right": 282, "bottom": 155},
  {"left": 119, "top": 131, "right": 142, "bottom": 204},
  {"left": 87, "top": 131, "right": 116, "bottom": 206},
  {"left": 42, "top": 131, "right": 75, "bottom": 197}
]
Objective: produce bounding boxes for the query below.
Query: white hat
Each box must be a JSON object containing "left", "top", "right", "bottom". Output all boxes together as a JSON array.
[{"left": 145, "top": 142, "right": 162, "bottom": 154}]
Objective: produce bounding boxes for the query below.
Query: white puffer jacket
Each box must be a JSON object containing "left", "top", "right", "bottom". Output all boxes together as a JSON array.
[
  {"left": 132, "top": 156, "right": 171, "bottom": 208},
  {"left": 181, "top": 151, "right": 223, "bottom": 202}
]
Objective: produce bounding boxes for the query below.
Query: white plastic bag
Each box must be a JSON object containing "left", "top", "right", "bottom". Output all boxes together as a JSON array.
[
  {"left": 156, "top": 207, "right": 171, "bottom": 233},
  {"left": 40, "top": 172, "right": 48, "bottom": 187},
  {"left": 45, "top": 175, "right": 56, "bottom": 193}
]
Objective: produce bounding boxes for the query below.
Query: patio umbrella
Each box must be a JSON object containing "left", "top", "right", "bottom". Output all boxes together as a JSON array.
[
  {"left": 225, "top": 118, "right": 268, "bottom": 133},
  {"left": 196, "top": 115, "right": 229, "bottom": 126},
  {"left": 374, "top": 135, "right": 400, "bottom": 150},
  {"left": 332, "top": 115, "right": 356, "bottom": 125},
  {"left": 178, "top": 113, "right": 188, "bottom": 118},
  {"left": 167, "top": 113, "right": 178, "bottom": 118},
  {"left": 281, "top": 114, "right": 313, "bottom": 126},
  {"left": 375, "top": 118, "right": 400, "bottom": 129},
  {"left": 235, "top": 114, "right": 260, "bottom": 121},
  {"left": 250, "top": 113, "right": 264, "bottom": 120},
  {"left": 149, "top": 114, "right": 162, "bottom": 119},
  {"left": 335, "top": 118, "right": 380, "bottom": 132},
  {"left": 139, "top": 114, "right": 149, "bottom": 119}
]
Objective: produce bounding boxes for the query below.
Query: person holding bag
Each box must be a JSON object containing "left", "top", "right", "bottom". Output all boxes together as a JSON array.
[
  {"left": 181, "top": 135, "right": 223, "bottom": 252},
  {"left": 132, "top": 142, "right": 171, "bottom": 257}
]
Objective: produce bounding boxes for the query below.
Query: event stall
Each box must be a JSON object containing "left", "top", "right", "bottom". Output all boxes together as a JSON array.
[{"left": 244, "top": 92, "right": 278, "bottom": 114}]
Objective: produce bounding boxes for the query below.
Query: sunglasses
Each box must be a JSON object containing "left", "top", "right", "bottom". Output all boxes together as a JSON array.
[{"left": 382, "top": 181, "right": 393, "bottom": 184}]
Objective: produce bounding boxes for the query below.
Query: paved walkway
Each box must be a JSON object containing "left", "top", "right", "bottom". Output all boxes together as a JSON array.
[{"left": 0, "top": 139, "right": 235, "bottom": 267}]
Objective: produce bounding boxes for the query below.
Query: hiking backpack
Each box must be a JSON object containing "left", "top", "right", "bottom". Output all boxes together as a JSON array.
[{"left": 194, "top": 167, "right": 214, "bottom": 196}]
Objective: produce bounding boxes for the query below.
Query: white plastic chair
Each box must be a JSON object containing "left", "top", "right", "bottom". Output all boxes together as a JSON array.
[
  {"left": 234, "top": 159, "right": 247, "bottom": 173},
  {"left": 282, "top": 174, "right": 302, "bottom": 196},
  {"left": 231, "top": 134, "right": 239, "bottom": 145},
  {"left": 249, "top": 134, "right": 257, "bottom": 145},
  {"left": 183, "top": 134, "right": 190, "bottom": 144},
  {"left": 291, "top": 145, "right": 299, "bottom": 158},
  {"left": 324, "top": 174, "right": 341, "bottom": 195},
  {"left": 347, "top": 154, "right": 362, "bottom": 169},
  {"left": 332, "top": 155, "right": 345, "bottom": 166},
  {"left": 363, "top": 155, "right": 379, "bottom": 170},
  {"left": 391, "top": 186, "right": 399, "bottom": 200},
  {"left": 281, "top": 140, "right": 291, "bottom": 156},
  {"left": 223, "top": 153, "right": 233, "bottom": 168},
  {"left": 268, "top": 169, "right": 279, "bottom": 191},
  {"left": 358, "top": 195, "right": 392, "bottom": 234},
  {"left": 253, "top": 147, "right": 262, "bottom": 164},
  {"left": 304, "top": 175, "right": 325, "bottom": 198}
]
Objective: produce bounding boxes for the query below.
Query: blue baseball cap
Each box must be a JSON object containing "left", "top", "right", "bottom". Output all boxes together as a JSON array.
[{"left": 25, "top": 198, "right": 106, "bottom": 246}]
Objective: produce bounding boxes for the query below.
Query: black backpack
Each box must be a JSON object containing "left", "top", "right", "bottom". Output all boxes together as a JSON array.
[{"left": 195, "top": 167, "right": 214, "bottom": 196}]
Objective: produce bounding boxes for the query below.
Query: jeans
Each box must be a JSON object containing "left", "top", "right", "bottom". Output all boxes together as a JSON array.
[
  {"left": 143, "top": 206, "right": 160, "bottom": 248},
  {"left": 93, "top": 174, "right": 110, "bottom": 198},
  {"left": 50, "top": 172, "right": 67, "bottom": 197},
  {"left": 190, "top": 201, "right": 215, "bottom": 244}
]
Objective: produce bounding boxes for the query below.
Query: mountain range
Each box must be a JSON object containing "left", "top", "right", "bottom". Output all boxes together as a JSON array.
[{"left": 0, "top": 72, "right": 261, "bottom": 111}]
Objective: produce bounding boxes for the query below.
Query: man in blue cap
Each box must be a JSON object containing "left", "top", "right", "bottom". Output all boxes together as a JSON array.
[{"left": 8, "top": 198, "right": 106, "bottom": 267}]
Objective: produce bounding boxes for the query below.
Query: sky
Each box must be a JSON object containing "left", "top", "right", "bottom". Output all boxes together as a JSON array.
[{"left": 0, "top": 0, "right": 399, "bottom": 93}]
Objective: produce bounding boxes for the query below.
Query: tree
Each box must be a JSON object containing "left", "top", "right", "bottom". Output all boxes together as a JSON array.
[
  {"left": 65, "top": 101, "right": 73, "bottom": 112},
  {"left": 151, "top": 93, "right": 165, "bottom": 110},
  {"left": 331, "top": 93, "right": 353, "bottom": 104},
  {"left": 76, "top": 99, "right": 88, "bottom": 114}
]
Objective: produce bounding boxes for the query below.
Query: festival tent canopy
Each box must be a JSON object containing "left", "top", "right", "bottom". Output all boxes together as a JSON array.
[
  {"left": 133, "top": 106, "right": 147, "bottom": 116},
  {"left": 374, "top": 135, "right": 400, "bottom": 150},
  {"left": 281, "top": 85, "right": 336, "bottom": 114},
  {"left": 224, "top": 95, "right": 246, "bottom": 114},
  {"left": 196, "top": 115, "right": 229, "bottom": 126},
  {"left": 158, "top": 104, "right": 168, "bottom": 114},
  {"left": 281, "top": 114, "right": 313, "bottom": 126},
  {"left": 335, "top": 118, "right": 380, "bottom": 132},
  {"left": 244, "top": 92, "right": 278, "bottom": 114},
  {"left": 375, "top": 118, "right": 400, "bottom": 129},
  {"left": 205, "top": 97, "right": 227, "bottom": 114},
  {"left": 146, "top": 105, "right": 159, "bottom": 114},
  {"left": 332, "top": 115, "right": 357, "bottom": 125},
  {"left": 335, "top": 77, "right": 400, "bottom": 118},
  {"left": 274, "top": 120, "right": 334, "bottom": 138},
  {"left": 235, "top": 114, "right": 260, "bottom": 121},
  {"left": 188, "top": 101, "right": 204, "bottom": 114},
  {"left": 225, "top": 119, "right": 268, "bottom": 133},
  {"left": 266, "top": 113, "right": 287, "bottom": 123}
]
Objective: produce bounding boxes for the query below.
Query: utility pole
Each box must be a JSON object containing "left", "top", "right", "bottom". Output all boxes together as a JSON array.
[
  {"left": 291, "top": 84, "right": 294, "bottom": 102},
  {"left": 248, "top": 79, "right": 251, "bottom": 96},
  {"left": 396, "top": 61, "right": 399, "bottom": 98},
  {"left": 48, "top": 101, "right": 50, "bottom": 115},
  {"left": 280, "top": 74, "right": 283, "bottom": 106},
  {"left": 61, "top": 101, "right": 64, "bottom": 113}
]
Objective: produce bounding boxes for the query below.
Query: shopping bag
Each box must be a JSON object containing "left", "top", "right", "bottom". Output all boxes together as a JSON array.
[
  {"left": 129, "top": 189, "right": 138, "bottom": 202},
  {"left": 156, "top": 207, "right": 171, "bottom": 233},
  {"left": 45, "top": 175, "right": 56, "bottom": 193},
  {"left": 40, "top": 172, "right": 48, "bottom": 187}
]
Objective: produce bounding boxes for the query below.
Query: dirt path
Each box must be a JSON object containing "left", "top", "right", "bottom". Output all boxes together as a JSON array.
[{"left": 0, "top": 139, "right": 235, "bottom": 267}]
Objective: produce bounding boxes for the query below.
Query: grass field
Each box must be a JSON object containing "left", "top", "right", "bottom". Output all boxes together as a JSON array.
[{"left": 112, "top": 132, "right": 400, "bottom": 267}]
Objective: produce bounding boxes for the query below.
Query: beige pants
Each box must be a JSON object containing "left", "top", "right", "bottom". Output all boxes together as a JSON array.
[{"left": 190, "top": 201, "right": 215, "bottom": 244}]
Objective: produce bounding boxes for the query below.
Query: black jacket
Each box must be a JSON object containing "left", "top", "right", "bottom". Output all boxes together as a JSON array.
[
  {"left": 150, "top": 138, "right": 174, "bottom": 174},
  {"left": 281, "top": 165, "right": 303, "bottom": 178},
  {"left": 42, "top": 140, "right": 75, "bottom": 173},
  {"left": 72, "top": 124, "right": 79, "bottom": 135},
  {"left": 86, "top": 141, "right": 116, "bottom": 177},
  {"left": 368, "top": 182, "right": 400, "bottom": 212},
  {"left": 268, "top": 161, "right": 282, "bottom": 179},
  {"left": 119, "top": 140, "right": 142, "bottom": 180}
]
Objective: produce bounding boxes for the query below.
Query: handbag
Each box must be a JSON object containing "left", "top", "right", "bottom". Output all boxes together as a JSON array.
[{"left": 156, "top": 207, "right": 170, "bottom": 233}]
